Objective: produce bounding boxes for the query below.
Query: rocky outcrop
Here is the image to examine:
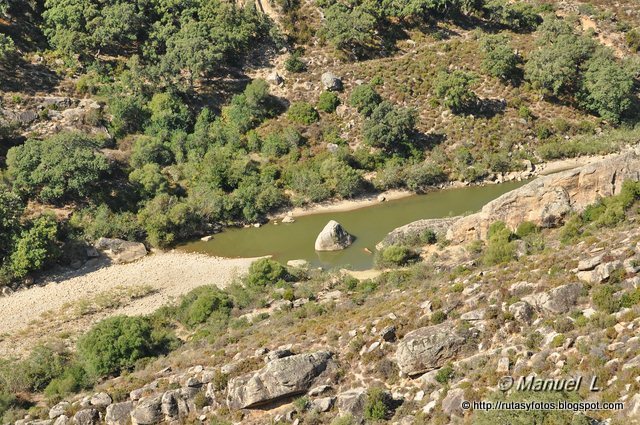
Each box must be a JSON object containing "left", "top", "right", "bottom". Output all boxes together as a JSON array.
[
  {"left": 314, "top": 221, "right": 354, "bottom": 251},
  {"left": 335, "top": 388, "right": 366, "bottom": 419},
  {"left": 396, "top": 323, "right": 478, "bottom": 376},
  {"left": 94, "top": 238, "right": 147, "bottom": 264},
  {"left": 227, "top": 351, "right": 334, "bottom": 409},
  {"left": 376, "top": 217, "right": 459, "bottom": 250},
  {"left": 523, "top": 283, "right": 582, "bottom": 314},
  {"left": 0, "top": 96, "right": 108, "bottom": 139},
  {"left": 130, "top": 396, "right": 162, "bottom": 425},
  {"left": 105, "top": 402, "right": 133, "bottom": 425},
  {"left": 447, "top": 150, "right": 640, "bottom": 243},
  {"left": 73, "top": 409, "right": 99, "bottom": 425}
]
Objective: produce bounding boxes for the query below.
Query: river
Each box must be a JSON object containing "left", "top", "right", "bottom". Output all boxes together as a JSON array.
[{"left": 179, "top": 180, "right": 529, "bottom": 270}]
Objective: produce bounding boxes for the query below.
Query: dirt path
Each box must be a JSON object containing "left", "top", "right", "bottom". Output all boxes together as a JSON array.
[{"left": 0, "top": 252, "right": 261, "bottom": 357}]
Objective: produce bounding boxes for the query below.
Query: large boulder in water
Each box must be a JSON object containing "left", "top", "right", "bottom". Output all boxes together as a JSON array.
[
  {"left": 314, "top": 220, "right": 354, "bottom": 251},
  {"left": 94, "top": 238, "right": 147, "bottom": 264}
]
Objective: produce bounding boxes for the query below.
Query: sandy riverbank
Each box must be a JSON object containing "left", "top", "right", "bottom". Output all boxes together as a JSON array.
[
  {"left": 273, "top": 189, "right": 413, "bottom": 219},
  {"left": 0, "top": 252, "right": 260, "bottom": 357},
  {"left": 271, "top": 154, "right": 619, "bottom": 220}
]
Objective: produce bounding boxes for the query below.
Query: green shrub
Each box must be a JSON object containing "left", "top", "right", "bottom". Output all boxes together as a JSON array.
[
  {"left": 525, "top": 331, "right": 543, "bottom": 349},
  {"left": 0, "top": 392, "right": 18, "bottom": 423},
  {"left": 331, "top": 415, "right": 355, "bottom": 425},
  {"left": 363, "top": 388, "right": 391, "bottom": 421},
  {"left": 349, "top": 84, "right": 382, "bottom": 116},
  {"left": 473, "top": 390, "right": 589, "bottom": 424},
  {"left": 434, "top": 70, "right": 477, "bottom": 113},
  {"left": 435, "top": 365, "right": 454, "bottom": 384},
  {"left": 553, "top": 317, "right": 574, "bottom": 333},
  {"left": 9, "top": 215, "right": 60, "bottom": 280},
  {"left": 626, "top": 29, "right": 640, "bottom": 52},
  {"left": 246, "top": 258, "right": 288, "bottom": 288},
  {"left": 550, "top": 334, "right": 566, "bottom": 348},
  {"left": 592, "top": 285, "right": 621, "bottom": 314},
  {"left": 376, "top": 245, "right": 416, "bottom": 268},
  {"left": 362, "top": 101, "right": 416, "bottom": 154},
  {"left": 77, "top": 316, "right": 176, "bottom": 377},
  {"left": 317, "top": 91, "right": 340, "bottom": 113},
  {"left": 480, "top": 34, "right": 518, "bottom": 80},
  {"left": 285, "top": 52, "right": 306, "bottom": 72},
  {"left": 0, "top": 34, "right": 15, "bottom": 60},
  {"left": 431, "top": 310, "right": 447, "bottom": 324},
  {"left": 178, "top": 286, "right": 233, "bottom": 328},
  {"left": 6, "top": 133, "right": 110, "bottom": 204},
  {"left": 483, "top": 221, "right": 516, "bottom": 265},
  {"left": 108, "top": 94, "right": 148, "bottom": 138},
  {"left": 288, "top": 102, "right": 319, "bottom": 124},
  {"left": 621, "top": 288, "right": 640, "bottom": 308},
  {"left": 43, "top": 364, "right": 90, "bottom": 403},
  {"left": 578, "top": 53, "right": 634, "bottom": 123},
  {"left": 516, "top": 221, "right": 538, "bottom": 238}
]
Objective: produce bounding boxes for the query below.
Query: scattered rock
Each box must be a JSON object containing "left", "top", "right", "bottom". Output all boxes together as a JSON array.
[
  {"left": 314, "top": 220, "right": 354, "bottom": 251},
  {"left": 312, "top": 397, "right": 335, "bottom": 412},
  {"left": 321, "top": 72, "right": 342, "bottom": 91},
  {"left": 287, "top": 259, "right": 309, "bottom": 268},
  {"left": 73, "top": 409, "right": 100, "bottom": 425},
  {"left": 441, "top": 388, "right": 465, "bottom": 418},
  {"left": 266, "top": 71, "right": 284, "bottom": 86},
  {"left": 509, "top": 301, "right": 534, "bottom": 324},
  {"left": 227, "top": 351, "right": 334, "bottom": 409},
  {"left": 380, "top": 325, "right": 396, "bottom": 342},
  {"left": 378, "top": 218, "right": 458, "bottom": 250},
  {"left": 577, "top": 261, "right": 622, "bottom": 283},
  {"left": 336, "top": 388, "right": 366, "bottom": 419},
  {"left": 282, "top": 215, "right": 296, "bottom": 224},
  {"left": 265, "top": 347, "right": 294, "bottom": 363},
  {"left": 90, "top": 392, "right": 112, "bottom": 408},
  {"left": 49, "top": 402, "right": 70, "bottom": 419},
  {"left": 497, "top": 357, "right": 510, "bottom": 373},
  {"left": 447, "top": 151, "right": 640, "bottom": 242},
  {"left": 105, "top": 402, "right": 133, "bottom": 425},
  {"left": 524, "top": 283, "right": 582, "bottom": 314},
  {"left": 130, "top": 396, "right": 163, "bottom": 425},
  {"left": 578, "top": 255, "right": 603, "bottom": 271},
  {"left": 396, "top": 323, "right": 477, "bottom": 376}
]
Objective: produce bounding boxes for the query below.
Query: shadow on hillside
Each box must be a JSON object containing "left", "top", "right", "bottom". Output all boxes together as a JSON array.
[
  {"left": 473, "top": 98, "right": 506, "bottom": 119},
  {"left": 0, "top": 54, "right": 61, "bottom": 94},
  {"left": 413, "top": 131, "right": 447, "bottom": 151}
]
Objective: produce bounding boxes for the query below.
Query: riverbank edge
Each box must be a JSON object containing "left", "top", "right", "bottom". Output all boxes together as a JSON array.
[{"left": 268, "top": 152, "right": 619, "bottom": 220}]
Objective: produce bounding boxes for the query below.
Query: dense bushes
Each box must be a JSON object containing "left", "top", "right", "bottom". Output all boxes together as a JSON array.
[
  {"left": 375, "top": 245, "right": 417, "bottom": 268},
  {"left": 317, "top": 91, "right": 340, "bottom": 113},
  {"left": 480, "top": 34, "right": 518, "bottom": 81},
  {"left": 349, "top": 84, "right": 382, "bottom": 116},
  {"left": 6, "top": 133, "right": 110, "bottom": 205},
  {"left": 363, "top": 102, "right": 417, "bottom": 154},
  {"left": 0, "top": 193, "right": 61, "bottom": 284},
  {"left": 77, "top": 316, "right": 177, "bottom": 377},
  {"left": 288, "top": 102, "right": 320, "bottom": 124},
  {"left": 483, "top": 221, "right": 517, "bottom": 265},
  {"left": 42, "top": 0, "right": 272, "bottom": 86},
  {"left": 177, "top": 286, "right": 233, "bottom": 328},
  {"left": 246, "top": 258, "right": 288, "bottom": 288},
  {"left": 434, "top": 70, "right": 478, "bottom": 113}
]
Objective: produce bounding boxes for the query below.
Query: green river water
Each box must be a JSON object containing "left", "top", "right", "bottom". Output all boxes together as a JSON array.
[{"left": 180, "top": 180, "right": 529, "bottom": 270}]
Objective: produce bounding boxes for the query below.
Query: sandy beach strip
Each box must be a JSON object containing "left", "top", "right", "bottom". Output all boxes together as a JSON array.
[{"left": 0, "top": 252, "right": 260, "bottom": 349}]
